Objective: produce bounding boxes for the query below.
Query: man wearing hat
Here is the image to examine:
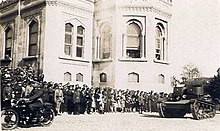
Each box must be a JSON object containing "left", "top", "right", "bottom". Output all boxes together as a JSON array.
[
  {"left": 27, "top": 81, "right": 45, "bottom": 119},
  {"left": 54, "top": 83, "right": 64, "bottom": 115},
  {"left": 2, "top": 83, "right": 13, "bottom": 108}
]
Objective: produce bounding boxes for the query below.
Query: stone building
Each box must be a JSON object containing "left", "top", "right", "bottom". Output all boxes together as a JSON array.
[
  {"left": 0, "top": 0, "right": 94, "bottom": 86},
  {"left": 0, "top": 0, "right": 172, "bottom": 92},
  {"left": 92, "top": 0, "right": 172, "bottom": 92}
]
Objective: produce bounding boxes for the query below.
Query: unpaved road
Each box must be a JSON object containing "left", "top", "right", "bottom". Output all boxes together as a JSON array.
[{"left": 11, "top": 112, "right": 220, "bottom": 131}]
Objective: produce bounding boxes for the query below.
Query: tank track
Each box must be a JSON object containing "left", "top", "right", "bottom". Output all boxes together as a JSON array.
[
  {"left": 190, "top": 100, "right": 216, "bottom": 120},
  {"left": 157, "top": 102, "right": 186, "bottom": 118}
]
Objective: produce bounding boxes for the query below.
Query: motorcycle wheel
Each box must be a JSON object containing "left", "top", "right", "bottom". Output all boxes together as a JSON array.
[
  {"left": 1, "top": 109, "right": 19, "bottom": 130},
  {"left": 41, "top": 108, "right": 55, "bottom": 127}
]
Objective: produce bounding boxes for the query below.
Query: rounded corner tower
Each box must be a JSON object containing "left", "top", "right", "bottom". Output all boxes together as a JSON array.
[{"left": 92, "top": 0, "right": 173, "bottom": 92}]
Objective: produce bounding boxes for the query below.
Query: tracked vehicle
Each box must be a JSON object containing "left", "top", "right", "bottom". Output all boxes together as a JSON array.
[{"left": 157, "top": 86, "right": 216, "bottom": 120}]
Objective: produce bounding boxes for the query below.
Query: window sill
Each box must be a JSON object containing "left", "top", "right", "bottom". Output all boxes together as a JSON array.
[
  {"left": 153, "top": 59, "right": 169, "bottom": 65},
  {"left": 93, "top": 59, "right": 113, "bottom": 63},
  {"left": 118, "top": 58, "right": 148, "bottom": 62},
  {"left": 59, "top": 56, "right": 90, "bottom": 63},
  {"left": 22, "top": 56, "right": 38, "bottom": 60}
]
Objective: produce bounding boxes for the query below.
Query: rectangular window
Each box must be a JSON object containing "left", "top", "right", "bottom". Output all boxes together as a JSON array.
[
  {"left": 5, "top": 27, "right": 12, "bottom": 59},
  {"left": 128, "top": 73, "right": 139, "bottom": 83},
  {"left": 76, "top": 26, "right": 84, "bottom": 58},
  {"left": 28, "top": 21, "right": 38, "bottom": 56},
  {"left": 76, "top": 73, "right": 83, "bottom": 82},
  {"left": 64, "top": 23, "right": 73, "bottom": 56}
]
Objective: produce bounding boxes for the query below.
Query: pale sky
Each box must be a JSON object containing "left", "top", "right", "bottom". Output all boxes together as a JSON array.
[{"left": 170, "top": 0, "right": 220, "bottom": 79}]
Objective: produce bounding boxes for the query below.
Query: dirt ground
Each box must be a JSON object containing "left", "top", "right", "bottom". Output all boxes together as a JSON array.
[{"left": 11, "top": 111, "right": 220, "bottom": 131}]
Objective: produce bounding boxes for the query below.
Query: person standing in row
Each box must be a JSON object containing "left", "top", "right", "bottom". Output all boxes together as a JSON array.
[{"left": 54, "top": 83, "right": 64, "bottom": 115}]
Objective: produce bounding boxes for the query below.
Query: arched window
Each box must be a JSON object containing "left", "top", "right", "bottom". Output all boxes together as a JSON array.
[
  {"left": 128, "top": 72, "right": 139, "bottom": 83},
  {"left": 65, "top": 23, "right": 73, "bottom": 56},
  {"left": 100, "top": 24, "right": 111, "bottom": 59},
  {"left": 76, "top": 26, "right": 85, "bottom": 58},
  {"left": 126, "top": 22, "right": 141, "bottom": 58},
  {"left": 155, "top": 24, "right": 165, "bottom": 60},
  {"left": 158, "top": 74, "right": 165, "bottom": 84},
  {"left": 100, "top": 73, "right": 107, "bottom": 82},
  {"left": 64, "top": 72, "right": 72, "bottom": 81},
  {"left": 4, "top": 27, "right": 12, "bottom": 59},
  {"left": 76, "top": 73, "right": 83, "bottom": 82},
  {"left": 28, "top": 21, "right": 38, "bottom": 56}
]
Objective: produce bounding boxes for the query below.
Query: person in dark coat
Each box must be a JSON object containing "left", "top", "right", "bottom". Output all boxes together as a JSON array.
[
  {"left": 27, "top": 81, "right": 45, "bottom": 116},
  {"left": 85, "top": 88, "right": 93, "bottom": 114},
  {"left": 79, "top": 86, "right": 87, "bottom": 114},
  {"left": 47, "top": 82, "right": 55, "bottom": 105},
  {"left": 73, "top": 85, "right": 81, "bottom": 115},
  {"left": 67, "top": 85, "right": 74, "bottom": 114}
]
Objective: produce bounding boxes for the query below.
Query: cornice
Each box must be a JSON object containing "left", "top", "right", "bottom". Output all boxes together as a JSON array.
[
  {"left": 46, "top": 0, "right": 93, "bottom": 16},
  {"left": 118, "top": 6, "right": 172, "bottom": 18}
]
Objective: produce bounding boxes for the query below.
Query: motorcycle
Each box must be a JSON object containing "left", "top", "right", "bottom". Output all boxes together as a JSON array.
[{"left": 1, "top": 98, "right": 56, "bottom": 130}]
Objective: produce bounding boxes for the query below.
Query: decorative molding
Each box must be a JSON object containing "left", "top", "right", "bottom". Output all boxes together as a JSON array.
[
  {"left": 59, "top": 56, "right": 90, "bottom": 63},
  {"left": 118, "top": 6, "right": 172, "bottom": 18},
  {"left": 46, "top": 0, "right": 93, "bottom": 16}
]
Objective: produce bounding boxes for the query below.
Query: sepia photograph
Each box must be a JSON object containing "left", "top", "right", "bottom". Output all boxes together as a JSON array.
[{"left": 1, "top": 0, "right": 220, "bottom": 131}]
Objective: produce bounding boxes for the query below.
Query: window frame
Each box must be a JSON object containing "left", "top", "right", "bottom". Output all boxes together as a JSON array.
[
  {"left": 100, "top": 73, "right": 107, "bottom": 82},
  {"left": 158, "top": 74, "right": 165, "bottom": 84},
  {"left": 64, "top": 23, "right": 74, "bottom": 56},
  {"left": 64, "top": 72, "right": 72, "bottom": 81},
  {"left": 126, "top": 21, "right": 142, "bottom": 59},
  {"left": 4, "top": 27, "right": 13, "bottom": 59},
  {"left": 28, "top": 20, "right": 38, "bottom": 56},
  {"left": 128, "top": 72, "right": 139, "bottom": 83},
  {"left": 76, "top": 73, "right": 83, "bottom": 82},
  {"left": 155, "top": 22, "right": 166, "bottom": 61},
  {"left": 76, "top": 26, "right": 85, "bottom": 58}
]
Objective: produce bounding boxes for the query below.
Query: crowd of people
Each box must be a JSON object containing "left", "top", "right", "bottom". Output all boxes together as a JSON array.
[{"left": 1, "top": 66, "right": 170, "bottom": 115}]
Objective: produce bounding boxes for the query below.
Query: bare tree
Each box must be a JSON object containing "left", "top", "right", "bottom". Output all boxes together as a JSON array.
[{"left": 181, "top": 63, "right": 201, "bottom": 82}]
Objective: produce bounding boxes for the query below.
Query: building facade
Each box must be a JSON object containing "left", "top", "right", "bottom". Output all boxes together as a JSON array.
[
  {"left": 92, "top": 0, "right": 172, "bottom": 92},
  {"left": 0, "top": 0, "right": 172, "bottom": 92}
]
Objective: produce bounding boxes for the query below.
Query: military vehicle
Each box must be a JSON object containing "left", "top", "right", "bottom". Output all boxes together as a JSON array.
[{"left": 157, "top": 85, "right": 216, "bottom": 120}]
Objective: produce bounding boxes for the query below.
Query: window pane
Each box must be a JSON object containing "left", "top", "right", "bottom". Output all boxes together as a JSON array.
[
  {"left": 77, "top": 37, "right": 83, "bottom": 46},
  {"left": 6, "top": 29, "right": 12, "bottom": 38},
  {"left": 127, "top": 23, "right": 141, "bottom": 35},
  {"left": 6, "top": 38, "right": 12, "bottom": 48},
  {"left": 100, "top": 73, "right": 107, "bottom": 82},
  {"left": 29, "top": 44, "right": 37, "bottom": 56},
  {"left": 64, "top": 72, "right": 71, "bottom": 81},
  {"left": 65, "top": 34, "right": 72, "bottom": 44},
  {"left": 103, "top": 52, "right": 110, "bottom": 59},
  {"left": 76, "top": 47, "right": 83, "bottom": 57},
  {"left": 30, "top": 33, "right": 38, "bottom": 44},
  {"left": 64, "top": 45, "right": 71, "bottom": 55},
  {"left": 30, "top": 22, "right": 38, "bottom": 33},
  {"left": 128, "top": 73, "right": 139, "bottom": 83},
  {"left": 65, "top": 24, "right": 73, "bottom": 32},
  {"left": 127, "top": 36, "right": 139, "bottom": 48},
  {"left": 127, "top": 49, "right": 140, "bottom": 58},
  {"left": 76, "top": 73, "right": 83, "bottom": 82},
  {"left": 77, "top": 26, "right": 84, "bottom": 35},
  {"left": 5, "top": 48, "right": 11, "bottom": 58}
]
